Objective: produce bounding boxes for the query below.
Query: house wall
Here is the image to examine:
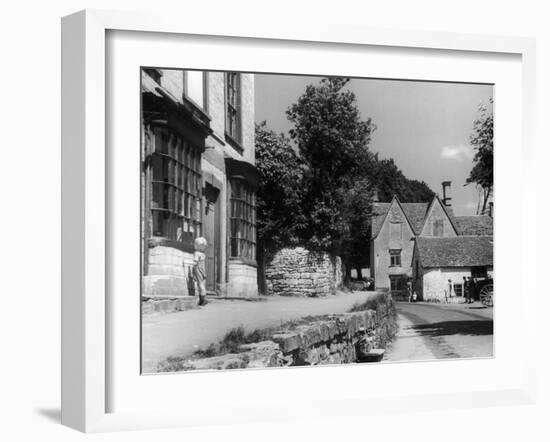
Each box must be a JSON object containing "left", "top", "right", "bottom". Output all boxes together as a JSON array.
[
  {"left": 161, "top": 69, "right": 184, "bottom": 100},
  {"left": 421, "top": 267, "right": 471, "bottom": 302},
  {"left": 373, "top": 201, "right": 415, "bottom": 290},
  {"left": 142, "top": 247, "right": 195, "bottom": 297},
  {"left": 221, "top": 73, "right": 257, "bottom": 297},
  {"left": 420, "top": 200, "right": 457, "bottom": 237},
  {"left": 420, "top": 266, "right": 494, "bottom": 302},
  {"left": 142, "top": 71, "right": 258, "bottom": 299}
]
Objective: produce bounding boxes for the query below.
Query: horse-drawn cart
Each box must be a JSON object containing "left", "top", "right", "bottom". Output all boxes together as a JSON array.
[{"left": 474, "top": 277, "right": 494, "bottom": 307}]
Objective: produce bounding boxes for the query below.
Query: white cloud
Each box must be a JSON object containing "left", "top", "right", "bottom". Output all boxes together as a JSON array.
[{"left": 440, "top": 144, "right": 473, "bottom": 161}]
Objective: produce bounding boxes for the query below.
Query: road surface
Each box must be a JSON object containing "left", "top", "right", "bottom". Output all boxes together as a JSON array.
[
  {"left": 142, "top": 291, "right": 375, "bottom": 373},
  {"left": 383, "top": 301, "right": 494, "bottom": 362}
]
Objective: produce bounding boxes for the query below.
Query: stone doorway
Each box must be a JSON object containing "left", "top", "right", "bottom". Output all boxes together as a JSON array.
[{"left": 203, "top": 182, "right": 221, "bottom": 294}]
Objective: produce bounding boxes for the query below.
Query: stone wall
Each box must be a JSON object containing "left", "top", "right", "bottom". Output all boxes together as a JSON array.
[
  {"left": 264, "top": 247, "right": 343, "bottom": 297},
  {"left": 142, "top": 246, "right": 195, "bottom": 297},
  {"left": 163, "top": 294, "right": 397, "bottom": 371},
  {"left": 227, "top": 261, "right": 258, "bottom": 297}
]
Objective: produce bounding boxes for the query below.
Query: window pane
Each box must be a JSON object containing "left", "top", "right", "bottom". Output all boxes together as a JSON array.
[{"left": 187, "top": 71, "right": 204, "bottom": 108}]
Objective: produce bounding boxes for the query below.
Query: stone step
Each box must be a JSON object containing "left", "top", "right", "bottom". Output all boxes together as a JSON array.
[{"left": 357, "top": 348, "right": 385, "bottom": 363}]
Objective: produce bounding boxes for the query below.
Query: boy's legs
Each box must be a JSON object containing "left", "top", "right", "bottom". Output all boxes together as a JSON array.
[{"left": 198, "top": 279, "right": 207, "bottom": 305}]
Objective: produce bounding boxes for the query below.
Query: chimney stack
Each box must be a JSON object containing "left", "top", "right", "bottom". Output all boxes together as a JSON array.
[{"left": 441, "top": 181, "right": 452, "bottom": 207}]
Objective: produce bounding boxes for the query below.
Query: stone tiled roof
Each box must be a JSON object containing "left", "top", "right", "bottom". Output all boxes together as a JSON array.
[
  {"left": 454, "top": 215, "right": 493, "bottom": 236},
  {"left": 402, "top": 203, "right": 431, "bottom": 234},
  {"left": 372, "top": 201, "right": 431, "bottom": 237},
  {"left": 416, "top": 236, "right": 493, "bottom": 268},
  {"left": 371, "top": 195, "right": 489, "bottom": 239}
]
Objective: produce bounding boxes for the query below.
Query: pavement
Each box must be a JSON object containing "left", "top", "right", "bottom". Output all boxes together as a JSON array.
[
  {"left": 383, "top": 301, "right": 494, "bottom": 362},
  {"left": 142, "top": 290, "right": 375, "bottom": 373}
]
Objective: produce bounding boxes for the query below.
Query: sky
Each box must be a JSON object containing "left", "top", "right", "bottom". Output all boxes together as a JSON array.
[{"left": 254, "top": 74, "right": 493, "bottom": 216}]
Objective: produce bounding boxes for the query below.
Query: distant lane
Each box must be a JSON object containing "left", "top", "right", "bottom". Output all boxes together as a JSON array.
[{"left": 384, "top": 301, "right": 494, "bottom": 362}]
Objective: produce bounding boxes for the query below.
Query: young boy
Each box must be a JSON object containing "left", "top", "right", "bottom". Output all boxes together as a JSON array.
[{"left": 193, "top": 237, "right": 208, "bottom": 306}]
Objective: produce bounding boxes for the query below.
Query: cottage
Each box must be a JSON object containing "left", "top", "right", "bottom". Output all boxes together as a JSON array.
[
  {"left": 141, "top": 69, "right": 258, "bottom": 299},
  {"left": 370, "top": 182, "right": 493, "bottom": 299},
  {"left": 370, "top": 193, "right": 457, "bottom": 296},
  {"left": 412, "top": 236, "right": 494, "bottom": 302}
]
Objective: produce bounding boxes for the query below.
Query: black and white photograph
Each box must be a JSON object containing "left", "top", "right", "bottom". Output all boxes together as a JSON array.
[{"left": 140, "top": 68, "right": 494, "bottom": 374}]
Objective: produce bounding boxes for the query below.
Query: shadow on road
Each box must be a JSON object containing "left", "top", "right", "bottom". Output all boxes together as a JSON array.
[{"left": 412, "top": 320, "right": 493, "bottom": 337}]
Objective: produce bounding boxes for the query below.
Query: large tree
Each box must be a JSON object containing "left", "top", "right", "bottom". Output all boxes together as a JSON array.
[
  {"left": 286, "top": 77, "right": 376, "bottom": 252},
  {"left": 466, "top": 100, "right": 493, "bottom": 215},
  {"left": 254, "top": 121, "right": 305, "bottom": 250}
]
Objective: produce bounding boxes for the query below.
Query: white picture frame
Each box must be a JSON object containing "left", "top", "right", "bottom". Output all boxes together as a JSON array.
[{"left": 61, "top": 9, "right": 537, "bottom": 433}]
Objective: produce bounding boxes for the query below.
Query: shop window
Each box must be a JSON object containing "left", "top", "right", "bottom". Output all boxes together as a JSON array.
[
  {"left": 150, "top": 126, "right": 202, "bottom": 241},
  {"left": 230, "top": 179, "right": 256, "bottom": 261}
]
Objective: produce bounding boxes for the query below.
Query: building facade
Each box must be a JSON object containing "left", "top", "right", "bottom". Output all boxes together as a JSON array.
[
  {"left": 141, "top": 68, "right": 258, "bottom": 299},
  {"left": 370, "top": 194, "right": 458, "bottom": 296},
  {"left": 370, "top": 182, "right": 493, "bottom": 299},
  {"left": 412, "top": 236, "right": 494, "bottom": 302}
]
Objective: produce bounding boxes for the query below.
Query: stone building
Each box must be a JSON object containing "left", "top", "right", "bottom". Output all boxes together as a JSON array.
[
  {"left": 370, "top": 182, "right": 493, "bottom": 299},
  {"left": 141, "top": 68, "right": 258, "bottom": 300},
  {"left": 412, "top": 236, "right": 493, "bottom": 302}
]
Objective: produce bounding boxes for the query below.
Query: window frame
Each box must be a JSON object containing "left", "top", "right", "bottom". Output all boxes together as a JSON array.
[
  {"left": 224, "top": 72, "right": 243, "bottom": 152},
  {"left": 389, "top": 275, "right": 406, "bottom": 292},
  {"left": 229, "top": 178, "right": 256, "bottom": 263},
  {"left": 389, "top": 249, "right": 402, "bottom": 267},
  {"left": 182, "top": 70, "right": 209, "bottom": 113},
  {"left": 149, "top": 125, "right": 203, "bottom": 245}
]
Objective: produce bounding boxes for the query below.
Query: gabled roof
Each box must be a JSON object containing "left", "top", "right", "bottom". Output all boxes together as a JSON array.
[
  {"left": 418, "top": 196, "right": 459, "bottom": 236},
  {"left": 372, "top": 200, "right": 430, "bottom": 237},
  {"left": 454, "top": 215, "right": 493, "bottom": 236},
  {"left": 416, "top": 236, "right": 493, "bottom": 268}
]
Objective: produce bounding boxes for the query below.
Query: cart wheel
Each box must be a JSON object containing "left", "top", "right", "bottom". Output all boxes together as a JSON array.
[{"left": 480, "top": 284, "right": 493, "bottom": 307}]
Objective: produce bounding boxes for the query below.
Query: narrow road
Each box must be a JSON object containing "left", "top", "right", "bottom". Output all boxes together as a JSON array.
[
  {"left": 142, "top": 291, "right": 375, "bottom": 373},
  {"left": 383, "top": 301, "right": 494, "bottom": 362}
]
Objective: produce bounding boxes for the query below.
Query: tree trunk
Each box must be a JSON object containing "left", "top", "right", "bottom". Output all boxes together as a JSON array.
[
  {"left": 343, "top": 261, "right": 352, "bottom": 286},
  {"left": 257, "top": 241, "right": 266, "bottom": 295}
]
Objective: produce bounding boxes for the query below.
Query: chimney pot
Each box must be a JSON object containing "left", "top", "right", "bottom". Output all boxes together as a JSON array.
[{"left": 441, "top": 181, "right": 452, "bottom": 207}]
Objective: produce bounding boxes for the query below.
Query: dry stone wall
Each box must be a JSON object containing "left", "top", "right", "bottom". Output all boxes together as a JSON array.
[
  {"left": 163, "top": 294, "right": 397, "bottom": 371},
  {"left": 265, "top": 247, "right": 343, "bottom": 297}
]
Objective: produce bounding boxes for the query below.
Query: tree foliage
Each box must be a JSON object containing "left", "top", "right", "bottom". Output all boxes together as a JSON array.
[
  {"left": 255, "top": 77, "right": 435, "bottom": 277},
  {"left": 254, "top": 122, "right": 305, "bottom": 250},
  {"left": 368, "top": 155, "right": 435, "bottom": 203},
  {"left": 286, "top": 77, "right": 376, "bottom": 251},
  {"left": 466, "top": 100, "right": 493, "bottom": 214}
]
